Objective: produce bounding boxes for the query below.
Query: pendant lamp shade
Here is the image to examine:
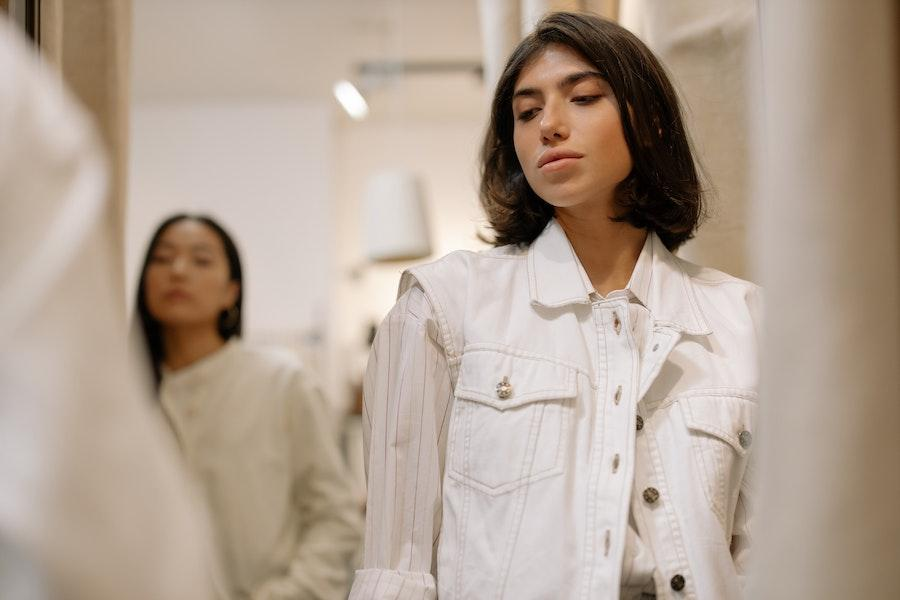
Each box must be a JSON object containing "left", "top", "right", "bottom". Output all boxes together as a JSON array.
[{"left": 362, "top": 170, "right": 432, "bottom": 262}]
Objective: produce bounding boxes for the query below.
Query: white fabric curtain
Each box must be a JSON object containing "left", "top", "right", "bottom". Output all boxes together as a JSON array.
[
  {"left": 749, "top": 1, "right": 900, "bottom": 597},
  {"left": 0, "top": 17, "right": 219, "bottom": 600}
]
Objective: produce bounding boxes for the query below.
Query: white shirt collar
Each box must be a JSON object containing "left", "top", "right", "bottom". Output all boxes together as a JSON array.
[{"left": 526, "top": 219, "right": 711, "bottom": 335}]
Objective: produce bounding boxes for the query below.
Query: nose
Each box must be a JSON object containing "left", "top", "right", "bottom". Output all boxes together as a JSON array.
[
  {"left": 540, "top": 100, "right": 569, "bottom": 143},
  {"left": 170, "top": 256, "right": 189, "bottom": 277}
]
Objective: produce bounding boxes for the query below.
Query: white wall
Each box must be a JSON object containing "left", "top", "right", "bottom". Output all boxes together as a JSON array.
[
  {"left": 126, "top": 101, "right": 334, "bottom": 367},
  {"left": 127, "top": 0, "right": 487, "bottom": 413},
  {"left": 126, "top": 101, "right": 490, "bottom": 414},
  {"left": 328, "top": 115, "right": 490, "bottom": 412}
]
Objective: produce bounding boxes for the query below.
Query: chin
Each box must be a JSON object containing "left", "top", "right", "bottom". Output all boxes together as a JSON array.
[
  {"left": 152, "top": 311, "right": 208, "bottom": 329},
  {"left": 538, "top": 192, "right": 592, "bottom": 210}
]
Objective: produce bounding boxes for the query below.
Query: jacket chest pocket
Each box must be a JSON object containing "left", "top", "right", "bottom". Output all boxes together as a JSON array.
[
  {"left": 678, "top": 394, "right": 757, "bottom": 528},
  {"left": 447, "top": 348, "right": 576, "bottom": 496}
]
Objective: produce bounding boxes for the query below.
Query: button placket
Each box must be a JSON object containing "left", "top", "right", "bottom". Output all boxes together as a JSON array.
[{"left": 586, "top": 299, "right": 640, "bottom": 592}]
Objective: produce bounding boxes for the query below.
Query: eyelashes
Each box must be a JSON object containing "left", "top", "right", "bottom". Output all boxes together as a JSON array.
[
  {"left": 517, "top": 108, "right": 539, "bottom": 122},
  {"left": 515, "top": 94, "right": 604, "bottom": 122},
  {"left": 572, "top": 94, "right": 602, "bottom": 105}
]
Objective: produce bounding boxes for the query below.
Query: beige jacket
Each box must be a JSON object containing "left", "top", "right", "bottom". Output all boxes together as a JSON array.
[{"left": 162, "top": 341, "right": 363, "bottom": 600}]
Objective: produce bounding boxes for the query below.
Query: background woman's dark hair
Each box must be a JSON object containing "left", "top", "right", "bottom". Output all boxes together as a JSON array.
[
  {"left": 135, "top": 214, "right": 243, "bottom": 385},
  {"left": 480, "top": 12, "right": 705, "bottom": 250}
]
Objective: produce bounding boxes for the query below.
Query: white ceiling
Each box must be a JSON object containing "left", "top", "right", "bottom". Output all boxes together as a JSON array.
[{"left": 132, "top": 0, "right": 487, "bottom": 121}]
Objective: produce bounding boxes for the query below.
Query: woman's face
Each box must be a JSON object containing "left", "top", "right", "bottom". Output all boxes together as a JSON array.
[
  {"left": 143, "top": 219, "right": 239, "bottom": 333},
  {"left": 512, "top": 43, "right": 632, "bottom": 214}
]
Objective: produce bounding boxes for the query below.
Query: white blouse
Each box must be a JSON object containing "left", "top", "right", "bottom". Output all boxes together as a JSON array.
[{"left": 161, "top": 340, "right": 363, "bottom": 600}]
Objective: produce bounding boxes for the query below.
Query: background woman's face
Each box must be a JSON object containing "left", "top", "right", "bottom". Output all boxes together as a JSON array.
[
  {"left": 143, "top": 220, "right": 238, "bottom": 332},
  {"left": 512, "top": 43, "right": 632, "bottom": 214}
]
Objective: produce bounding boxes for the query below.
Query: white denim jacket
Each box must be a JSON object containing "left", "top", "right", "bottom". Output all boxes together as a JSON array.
[{"left": 351, "top": 219, "right": 760, "bottom": 600}]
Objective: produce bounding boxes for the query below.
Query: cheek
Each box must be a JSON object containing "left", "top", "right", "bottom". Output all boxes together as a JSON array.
[
  {"left": 198, "top": 272, "right": 233, "bottom": 304},
  {"left": 596, "top": 119, "right": 632, "bottom": 175},
  {"left": 512, "top": 131, "right": 529, "bottom": 170},
  {"left": 611, "top": 117, "right": 632, "bottom": 165},
  {"left": 513, "top": 131, "right": 543, "bottom": 189},
  {"left": 613, "top": 136, "right": 633, "bottom": 175},
  {"left": 143, "top": 268, "right": 165, "bottom": 300}
]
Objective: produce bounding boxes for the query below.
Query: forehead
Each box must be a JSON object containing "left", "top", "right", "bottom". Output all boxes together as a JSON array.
[
  {"left": 157, "top": 220, "right": 223, "bottom": 251},
  {"left": 515, "top": 43, "right": 599, "bottom": 88}
]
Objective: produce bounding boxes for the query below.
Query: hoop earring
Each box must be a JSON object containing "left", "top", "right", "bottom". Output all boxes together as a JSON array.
[{"left": 222, "top": 305, "right": 239, "bottom": 330}]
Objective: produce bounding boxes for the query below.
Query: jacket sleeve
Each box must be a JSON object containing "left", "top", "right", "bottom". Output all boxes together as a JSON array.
[
  {"left": 250, "top": 367, "right": 364, "bottom": 600},
  {"left": 349, "top": 285, "right": 454, "bottom": 600}
]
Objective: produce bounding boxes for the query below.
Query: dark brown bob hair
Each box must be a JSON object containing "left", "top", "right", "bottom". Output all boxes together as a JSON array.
[
  {"left": 480, "top": 12, "right": 704, "bottom": 250},
  {"left": 135, "top": 214, "right": 243, "bottom": 386}
]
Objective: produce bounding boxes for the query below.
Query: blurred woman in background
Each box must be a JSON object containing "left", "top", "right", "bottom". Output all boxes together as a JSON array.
[{"left": 136, "top": 214, "right": 361, "bottom": 600}]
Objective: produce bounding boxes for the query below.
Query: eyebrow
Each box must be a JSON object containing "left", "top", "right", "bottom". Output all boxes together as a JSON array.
[{"left": 512, "top": 70, "right": 605, "bottom": 100}]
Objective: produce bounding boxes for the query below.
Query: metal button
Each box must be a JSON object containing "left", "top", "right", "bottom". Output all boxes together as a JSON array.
[
  {"left": 612, "top": 453, "right": 620, "bottom": 473},
  {"left": 496, "top": 376, "right": 513, "bottom": 399},
  {"left": 613, "top": 311, "right": 622, "bottom": 335},
  {"left": 670, "top": 574, "right": 686, "bottom": 591},
  {"left": 652, "top": 343, "right": 659, "bottom": 352},
  {"left": 636, "top": 415, "right": 644, "bottom": 431},
  {"left": 614, "top": 385, "right": 622, "bottom": 405},
  {"left": 642, "top": 487, "right": 660, "bottom": 504},
  {"left": 739, "top": 430, "right": 752, "bottom": 449}
]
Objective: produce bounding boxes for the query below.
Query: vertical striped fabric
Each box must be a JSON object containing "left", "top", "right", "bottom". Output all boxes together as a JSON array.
[{"left": 350, "top": 286, "right": 452, "bottom": 599}]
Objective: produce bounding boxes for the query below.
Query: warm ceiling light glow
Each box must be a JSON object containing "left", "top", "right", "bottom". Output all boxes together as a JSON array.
[{"left": 333, "top": 80, "right": 369, "bottom": 120}]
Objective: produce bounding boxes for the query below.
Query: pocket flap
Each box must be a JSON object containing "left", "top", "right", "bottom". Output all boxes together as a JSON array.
[
  {"left": 455, "top": 348, "right": 577, "bottom": 410},
  {"left": 679, "top": 394, "right": 757, "bottom": 456}
]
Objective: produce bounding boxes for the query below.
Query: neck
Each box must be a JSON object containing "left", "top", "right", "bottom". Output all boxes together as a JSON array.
[
  {"left": 161, "top": 325, "right": 228, "bottom": 371},
  {"left": 555, "top": 205, "right": 647, "bottom": 296}
]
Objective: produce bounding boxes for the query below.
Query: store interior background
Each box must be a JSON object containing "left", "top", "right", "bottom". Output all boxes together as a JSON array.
[
  {"left": 128, "top": 0, "right": 491, "bottom": 424},
  {"left": 2, "top": 1, "right": 897, "bottom": 598},
  {"left": 127, "top": 0, "right": 757, "bottom": 426}
]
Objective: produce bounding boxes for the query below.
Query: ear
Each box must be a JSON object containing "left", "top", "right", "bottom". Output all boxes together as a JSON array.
[{"left": 223, "top": 280, "right": 240, "bottom": 309}]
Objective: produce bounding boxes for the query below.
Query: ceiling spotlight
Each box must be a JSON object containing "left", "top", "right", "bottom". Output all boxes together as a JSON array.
[{"left": 333, "top": 80, "right": 369, "bottom": 121}]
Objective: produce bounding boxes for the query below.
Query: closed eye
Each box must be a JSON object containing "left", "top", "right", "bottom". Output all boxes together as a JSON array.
[
  {"left": 517, "top": 107, "right": 541, "bottom": 122},
  {"left": 572, "top": 95, "right": 602, "bottom": 105}
]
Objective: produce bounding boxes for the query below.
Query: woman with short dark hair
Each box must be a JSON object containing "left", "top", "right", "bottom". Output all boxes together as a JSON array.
[
  {"left": 351, "top": 12, "right": 759, "bottom": 600},
  {"left": 480, "top": 13, "right": 704, "bottom": 250},
  {"left": 136, "top": 214, "right": 362, "bottom": 600}
]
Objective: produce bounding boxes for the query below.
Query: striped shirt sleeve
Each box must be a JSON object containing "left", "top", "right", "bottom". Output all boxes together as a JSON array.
[{"left": 349, "top": 285, "right": 454, "bottom": 600}]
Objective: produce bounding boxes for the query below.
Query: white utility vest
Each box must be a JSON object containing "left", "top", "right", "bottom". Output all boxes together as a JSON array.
[{"left": 399, "top": 220, "right": 760, "bottom": 600}]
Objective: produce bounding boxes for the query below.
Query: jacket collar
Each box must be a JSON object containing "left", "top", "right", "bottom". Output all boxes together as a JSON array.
[{"left": 527, "top": 219, "right": 712, "bottom": 336}]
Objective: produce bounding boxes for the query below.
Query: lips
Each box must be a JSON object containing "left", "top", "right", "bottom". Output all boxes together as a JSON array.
[
  {"left": 537, "top": 148, "right": 584, "bottom": 168},
  {"left": 163, "top": 289, "right": 191, "bottom": 301}
]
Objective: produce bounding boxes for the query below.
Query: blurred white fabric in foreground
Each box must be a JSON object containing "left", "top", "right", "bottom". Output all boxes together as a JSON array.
[
  {"left": 749, "top": 1, "right": 900, "bottom": 598},
  {"left": 0, "top": 17, "right": 218, "bottom": 600}
]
